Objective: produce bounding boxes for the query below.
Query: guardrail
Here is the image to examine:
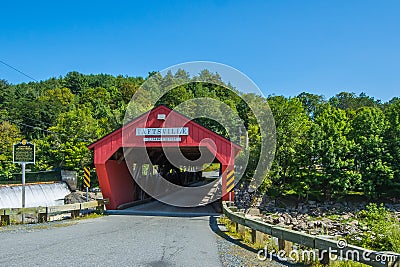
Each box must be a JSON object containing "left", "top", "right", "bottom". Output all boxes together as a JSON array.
[
  {"left": 222, "top": 201, "right": 400, "bottom": 267},
  {"left": 0, "top": 199, "right": 108, "bottom": 226}
]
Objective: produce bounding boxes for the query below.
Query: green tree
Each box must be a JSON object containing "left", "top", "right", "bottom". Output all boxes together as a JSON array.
[
  {"left": 300, "top": 122, "right": 324, "bottom": 199},
  {"left": 297, "top": 92, "right": 325, "bottom": 119},
  {"left": 313, "top": 104, "right": 360, "bottom": 198},
  {"left": 329, "top": 92, "right": 379, "bottom": 110},
  {"left": 116, "top": 76, "right": 142, "bottom": 104},
  {"left": 384, "top": 99, "right": 400, "bottom": 188},
  {"left": 239, "top": 93, "right": 275, "bottom": 191},
  {"left": 350, "top": 107, "right": 393, "bottom": 198},
  {"left": 63, "top": 71, "right": 88, "bottom": 95},
  {"left": 267, "top": 96, "right": 311, "bottom": 196},
  {"left": 37, "top": 87, "right": 76, "bottom": 125},
  {"left": 0, "top": 120, "right": 20, "bottom": 179},
  {"left": 156, "top": 85, "right": 194, "bottom": 109},
  {"left": 48, "top": 107, "right": 102, "bottom": 170},
  {"left": 0, "top": 80, "right": 12, "bottom": 108}
]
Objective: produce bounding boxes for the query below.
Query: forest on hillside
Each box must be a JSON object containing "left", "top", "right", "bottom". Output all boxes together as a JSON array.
[{"left": 1, "top": 71, "right": 399, "bottom": 200}]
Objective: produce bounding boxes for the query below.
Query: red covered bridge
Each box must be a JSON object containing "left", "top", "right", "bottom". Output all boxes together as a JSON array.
[{"left": 88, "top": 105, "right": 241, "bottom": 210}]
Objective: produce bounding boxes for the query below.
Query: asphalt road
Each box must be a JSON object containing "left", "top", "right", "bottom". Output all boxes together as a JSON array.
[
  {"left": 0, "top": 214, "right": 222, "bottom": 267},
  {"left": 107, "top": 200, "right": 220, "bottom": 216}
]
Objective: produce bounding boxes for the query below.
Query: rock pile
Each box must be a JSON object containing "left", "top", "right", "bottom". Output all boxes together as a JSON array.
[
  {"left": 234, "top": 184, "right": 256, "bottom": 210},
  {"left": 234, "top": 188, "right": 400, "bottom": 237},
  {"left": 64, "top": 190, "right": 103, "bottom": 204}
]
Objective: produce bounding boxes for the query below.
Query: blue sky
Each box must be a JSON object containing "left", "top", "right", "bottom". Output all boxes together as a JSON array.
[{"left": 1, "top": 0, "right": 399, "bottom": 102}]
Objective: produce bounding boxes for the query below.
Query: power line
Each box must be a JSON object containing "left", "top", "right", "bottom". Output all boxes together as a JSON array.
[
  {"left": 20, "top": 115, "right": 53, "bottom": 126},
  {"left": 2, "top": 106, "right": 54, "bottom": 127},
  {"left": 1, "top": 118, "right": 91, "bottom": 142},
  {"left": 0, "top": 59, "right": 39, "bottom": 82},
  {"left": 0, "top": 59, "right": 91, "bottom": 143},
  {"left": 0, "top": 60, "right": 58, "bottom": 128}
]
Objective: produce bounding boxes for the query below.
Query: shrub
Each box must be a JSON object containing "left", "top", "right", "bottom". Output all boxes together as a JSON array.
[{"left": 352, "top": 203, "right": 400, "bottom": 253}]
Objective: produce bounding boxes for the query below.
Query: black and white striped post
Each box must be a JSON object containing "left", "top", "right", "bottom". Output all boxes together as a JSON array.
[{"left": 83, "top": 167, "right": 90, "bottom": 202}]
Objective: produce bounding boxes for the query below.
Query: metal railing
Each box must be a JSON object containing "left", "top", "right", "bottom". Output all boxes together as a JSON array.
[{"left": 222, "top": 201, "right": 400, "bottom": 267}]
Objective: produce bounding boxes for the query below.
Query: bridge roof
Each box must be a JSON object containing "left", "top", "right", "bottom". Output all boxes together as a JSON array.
[{"left": 88, "top": 105, "right": 241, "bottom": 165}]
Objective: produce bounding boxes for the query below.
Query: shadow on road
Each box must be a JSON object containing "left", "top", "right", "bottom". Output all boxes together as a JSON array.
[
  {"left": 106, "top": 200, "right": 221, "bottom": 217},
  {"left": 209, "top": 216, "right": 260, "bottom": 252}
]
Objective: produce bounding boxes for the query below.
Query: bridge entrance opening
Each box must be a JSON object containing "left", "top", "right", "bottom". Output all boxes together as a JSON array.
[
  {"left": 124, "top": 146, "right": 219, "bottom": 186},
  {"left": 88, "top": 105, "right": 241, "bottom": 210}
]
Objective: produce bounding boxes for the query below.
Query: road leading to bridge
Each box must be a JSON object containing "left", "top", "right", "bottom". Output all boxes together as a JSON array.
[
  {"left": 107, "top": 199, "right": 220, "bottom": 217},
  {"left": 0, "top": 214, "right": 222, "bottom": 267}
]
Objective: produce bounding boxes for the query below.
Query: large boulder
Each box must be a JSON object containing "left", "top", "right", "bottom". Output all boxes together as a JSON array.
[
  {"left": 64, "top": 190, "right": 103, "bottom": 204},
  {"left": 64, "top": 192, "right": 86, "bottom": 204}
]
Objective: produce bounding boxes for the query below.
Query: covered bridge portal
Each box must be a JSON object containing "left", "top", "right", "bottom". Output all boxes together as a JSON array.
[{"left": 88, "top": 105, "right": 241, "bottom": 210}]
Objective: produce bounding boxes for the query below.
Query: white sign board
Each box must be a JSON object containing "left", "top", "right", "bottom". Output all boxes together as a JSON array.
[
  {"left": 136, "top": 127, "right": 189, "bottom": 136},
  {"left": 143, "top": 137, "right": 181, "bottom": 142}
]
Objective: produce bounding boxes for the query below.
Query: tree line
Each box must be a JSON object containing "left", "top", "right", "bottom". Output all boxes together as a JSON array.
[{"left": 0, "top": 71, "right": 399, "bottom": 200}]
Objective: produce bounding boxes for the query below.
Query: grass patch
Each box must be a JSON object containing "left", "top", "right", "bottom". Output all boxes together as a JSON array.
[
  {"left": 73, "top": 212, "right": 104, "bottom": 221},
  {"left": 219, "top": 212, "right": 399, "bottom": 266},
  {"left": 29, "top": 221, "right": 78, "bottom": 230},
  {"left": 218, "top": 216, "right": 267, "bottom": 251},
  {"left": 348, "top": 203, "right": 400, "bottom": 253},
  {"left": 329, "top": 260, "right": 369, "bottom": 267},
  {"left": 202, "top": 163, "right": 220, "bottom": 172}
]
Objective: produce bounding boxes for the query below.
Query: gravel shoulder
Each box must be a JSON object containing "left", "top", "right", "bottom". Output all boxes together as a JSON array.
[{"left": 209, "top": 216, "right": 293, "bottom": 267}]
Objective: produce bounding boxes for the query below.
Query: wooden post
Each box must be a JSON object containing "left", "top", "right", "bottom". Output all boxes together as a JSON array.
[
  {"left": 1, "top": 214, "right": 10, "bottom": 226},
  {"left": 71, "top": 204, "right": 81, "bottom": 218},
  {"left": 96, "top": 201, "right": 105, "bottom": 213},
  {"left": 278, "top": 239, "right": 293, "bottom": 255},
  {"left": 71, "top": 210, "right": 80, "bottom": 219},
  {"left": 38, "top": 207, "right": 48, "bottom": 223},
  {"left": 236, "top": 223, "right": 246, "bottom": 235},
  {"left": 319, "top": 250, "right": 330, "bottom": 266},
  {"left": 251, "top": 229, "right": 264, "bottom": 244},
  {"left": 386, "top": 256, "right": 400, "bottom": 267},
  {"left": 234, "top": 212, "right": 246, "bottom": 236},
  {"left": 278, "top": 238, "right": 285, "bottom": 250}
]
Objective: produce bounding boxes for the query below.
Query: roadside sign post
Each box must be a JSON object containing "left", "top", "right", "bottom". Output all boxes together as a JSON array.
[
  {"left": 21, "top": 163, "right": 26, "bottom": 208},
  {"left": 13, "top": 139, "right": 35, "bottom": 223},
  {"left": 83, "top": 167, "right": 91, "bottom": 202}
]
